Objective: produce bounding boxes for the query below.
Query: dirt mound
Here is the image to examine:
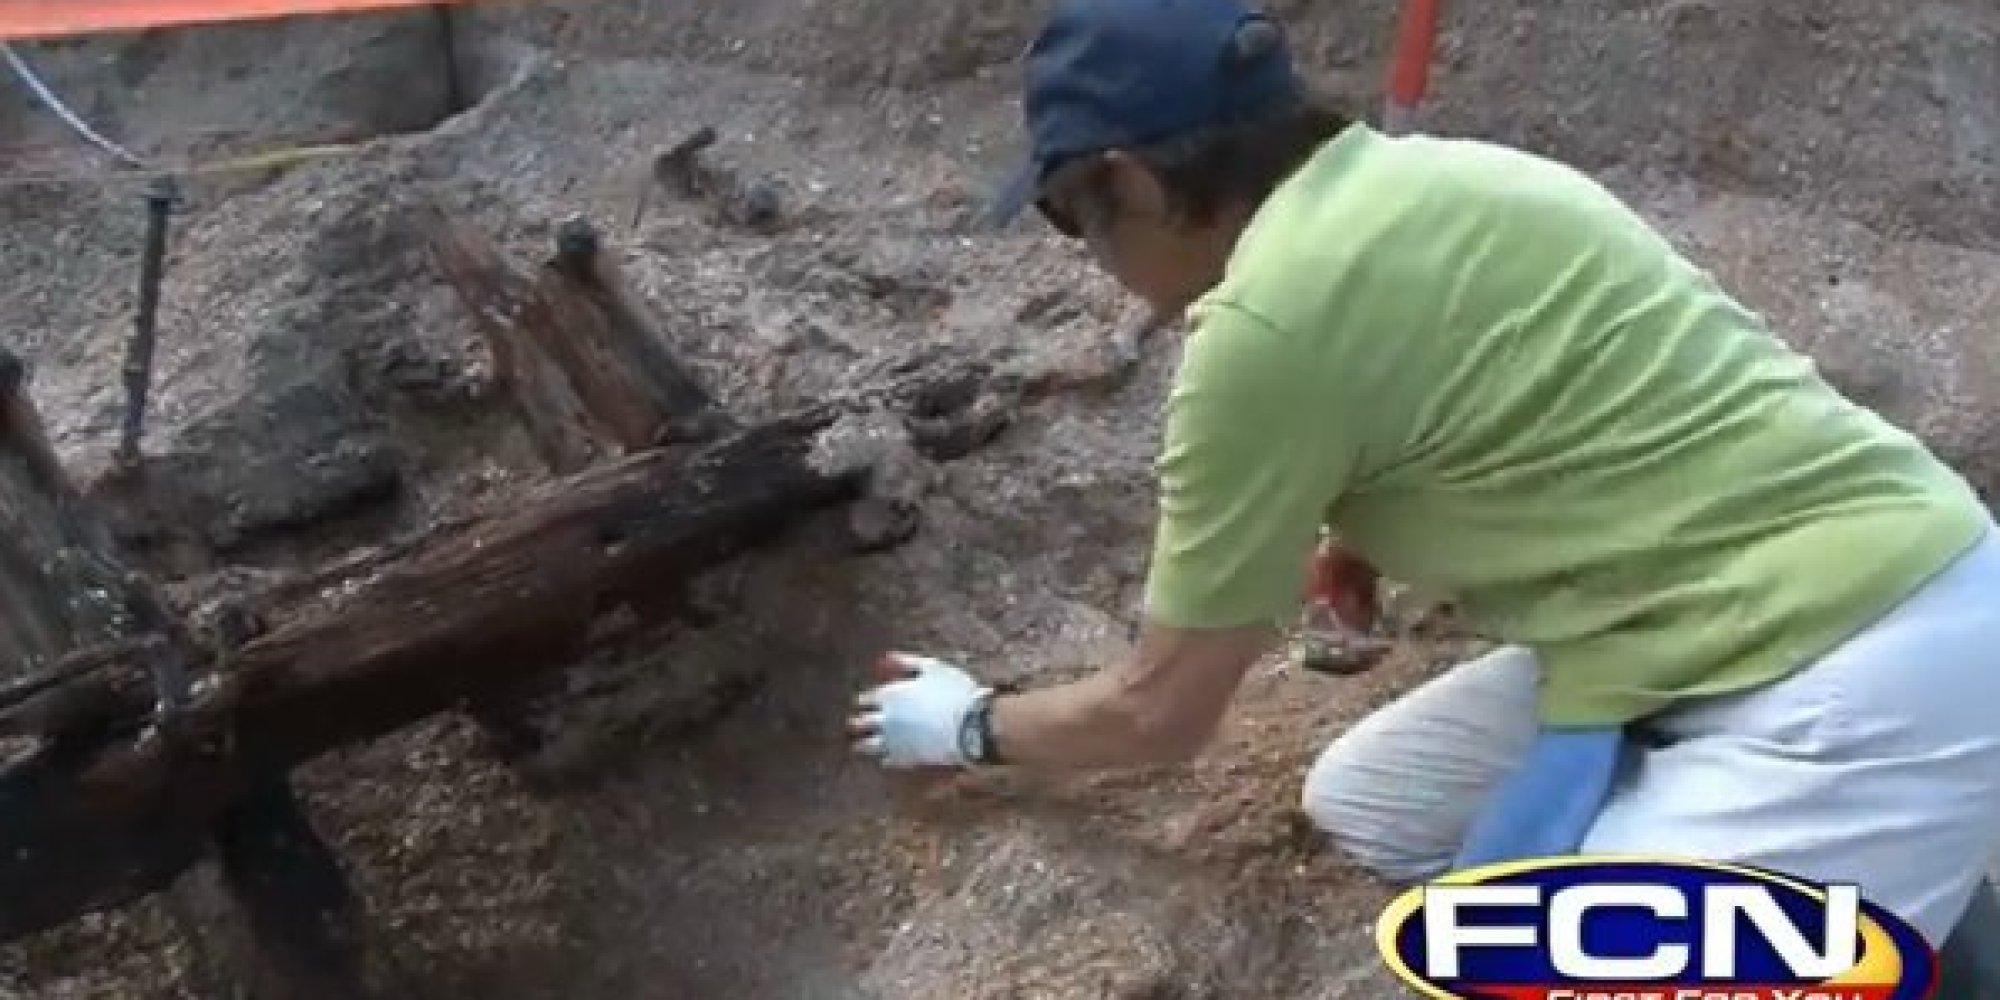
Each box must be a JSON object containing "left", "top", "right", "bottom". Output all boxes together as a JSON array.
[
  {"left": 480, "top": 0, "right": 2000, "bottom": 249},
  {"left": 0, "top": 0, "right": 1995, "bottom": 997}
]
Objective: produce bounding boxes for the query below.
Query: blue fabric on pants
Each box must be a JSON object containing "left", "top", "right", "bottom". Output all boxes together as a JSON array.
[
  {"left": 1451, "top": 726, "right": 1624, "bottom": 871},
  {"left": 1449, "top": 724, "right": 2000, "bottom": 996}
]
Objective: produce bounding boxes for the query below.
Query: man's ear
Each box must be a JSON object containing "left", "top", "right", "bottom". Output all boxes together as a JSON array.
[{"left": 1100, "top": 150, "right": 1173, "bottom": 226}]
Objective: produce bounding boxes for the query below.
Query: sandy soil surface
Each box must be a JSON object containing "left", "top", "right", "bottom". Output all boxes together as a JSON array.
[{"left": 0, "top": 1, "right": 1996, "bottom": 997}]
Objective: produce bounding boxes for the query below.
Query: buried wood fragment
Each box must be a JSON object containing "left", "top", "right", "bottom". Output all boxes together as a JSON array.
[
  {"left": 631, "top": 126, "right": 785, "bottom": 233},
  {"left": 0, "top": 209, "right": 1019, "bottom": 957},
  {"left": 425, "top": 207, "right": 746, "bottom": 756},
  {"left": 424, "top": 207, "right": 734, "bottom": 470},
  {"left": 0, "top": 346, "right": 373, "bottom": 996},
  {"left": 629, "top": 126, "right": 717, "bottom": 230},
  {"left": 0, "top": 408, "right": 865, "bottom": 942}
]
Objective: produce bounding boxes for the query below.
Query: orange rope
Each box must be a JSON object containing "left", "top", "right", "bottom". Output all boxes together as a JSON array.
[{"left": 0, "top": 0, "right": 512, "bottom": 40}]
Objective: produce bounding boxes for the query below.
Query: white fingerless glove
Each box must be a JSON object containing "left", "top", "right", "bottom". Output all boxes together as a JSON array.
[{"left": 853, "top": 652, "right": 989, "bottom": 768}]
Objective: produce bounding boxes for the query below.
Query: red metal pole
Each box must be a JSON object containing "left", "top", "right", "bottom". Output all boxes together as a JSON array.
[{"left": 1383, "top": 0, "right": 1441, "bottom": 135}]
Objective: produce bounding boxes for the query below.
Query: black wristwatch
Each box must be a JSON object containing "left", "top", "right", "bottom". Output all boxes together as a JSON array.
[{"left": 957, "top": 688, "right": 1008, "bottom": 765}]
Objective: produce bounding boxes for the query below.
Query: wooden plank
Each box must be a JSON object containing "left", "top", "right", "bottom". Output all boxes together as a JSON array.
[
  {"left": 0, "top": 407, "right": 862, "bottom": 941},
  {"left": 0, "top": 348, "right": 374, "bottom": 995},
  {"left": 0, "top": 205, "right": 1025, "bottom": 950},
  {"left": 424, "top": 211, "right": 735, "bottom": 468},
  {"left": 543, "top": 217, "right": 736, "bottom": 448},
  {"left": 423, "top": 209, "right": 604, "bottom": 473}
]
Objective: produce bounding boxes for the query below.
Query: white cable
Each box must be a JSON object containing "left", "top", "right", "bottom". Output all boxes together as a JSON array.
[{"left": 1, "top": 41, "right": 147, "bottom": 168}]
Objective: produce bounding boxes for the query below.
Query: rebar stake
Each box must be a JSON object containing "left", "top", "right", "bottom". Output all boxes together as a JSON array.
[
  {"left": 434, "top": 3, "right": 466, "bottom": 116},
  {"left": 118, "top": 176, "right": 178, "bottom": 468}
]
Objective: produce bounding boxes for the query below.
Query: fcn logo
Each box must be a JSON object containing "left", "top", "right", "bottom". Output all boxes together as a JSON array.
[{"left": 1375, "top": 856, "right": 1938, "bottom": 1000}]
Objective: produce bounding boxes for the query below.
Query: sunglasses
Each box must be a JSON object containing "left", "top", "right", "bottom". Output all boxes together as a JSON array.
[
  {"left": 1031, "top": 151, "right": 1102, "bottom": 240},
  {"left": 1035, "top": 196, "right": 1083, "bottom": 239}
]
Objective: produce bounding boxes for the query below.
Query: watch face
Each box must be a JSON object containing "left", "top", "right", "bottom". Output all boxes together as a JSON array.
[
  {"left": 958, "top": 695, "right": 993, "bottom": 763},
  {"left": 958, "top": 707, "right": 987, "bottom": 762}
]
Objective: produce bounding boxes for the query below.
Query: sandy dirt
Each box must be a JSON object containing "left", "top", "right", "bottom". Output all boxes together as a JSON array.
[{"left": 0, "top": 0, "right": 1997, "bottom": 997}]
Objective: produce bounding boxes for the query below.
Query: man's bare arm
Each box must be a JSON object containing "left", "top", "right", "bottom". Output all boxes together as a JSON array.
[{"left": 986, "top": 621, "right": 1279, "bottom": 769}]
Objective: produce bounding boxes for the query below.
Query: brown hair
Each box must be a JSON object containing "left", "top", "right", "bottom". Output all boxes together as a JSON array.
[{"left": 1039, "top": 92, "right": 1356, "bottom": 237}]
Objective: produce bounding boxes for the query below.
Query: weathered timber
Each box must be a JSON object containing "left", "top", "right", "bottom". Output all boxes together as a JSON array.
[
  {"left": 0, "top": 346, "right": 375, "bottom": 998},
  {"left": 630, "top": 126, "right": 719, "bottom": 229},
  {"left": 210, "top": 774, "right": 375, "bottom": 1000},
  {"left": 0, "top": 349, "right": 138, "bottom": 671},
  {"left": 655, "top": 127, "right": 719, "bottom": 199},
  {"left": 0, "top": 199, "right": 1022, "bottom": 949},
  {"left": 227, "top": 411, "right": 847, "bottom": 763},
  {"left": 0, "top": 344, "right": 214, "bottom": 937},
  {"left": 0, "top": 407, "right": 862, "bottom": 941},
  {"left": 546, "top": 216, "right": 735, "bottom": 445},
  {"left": 424, "top": 208, "right": 730, "bottom": 471},
  {"left": 423, "top": 210, "right": 601, "bottom": 472},
  {"left": 427, "top": 208, "right": 739, "bottom": 754}
]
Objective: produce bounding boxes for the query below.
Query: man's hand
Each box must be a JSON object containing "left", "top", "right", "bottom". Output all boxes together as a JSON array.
[
  {"left": 1311, "top": 536, "right": 1381, "bottom": 632},
  {"left": 849, "top": 652, "right": 987, "bottom": 768}
]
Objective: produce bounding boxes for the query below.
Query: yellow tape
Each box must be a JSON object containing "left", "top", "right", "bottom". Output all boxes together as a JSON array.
[
  {"left": 0, "top": 140, "right": 369, "bottom": 189},
  {"left": 180, "top": 142, "right": 369, "bottom": 175}
]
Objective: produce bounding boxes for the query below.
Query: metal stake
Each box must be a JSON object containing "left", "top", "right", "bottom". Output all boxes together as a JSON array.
[{"left": 118, "top": 176, "right": 178, "bottom": 468}]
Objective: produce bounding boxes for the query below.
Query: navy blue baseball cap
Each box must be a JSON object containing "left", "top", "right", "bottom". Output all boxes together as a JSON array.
[{"left": 982, "top": 0, "right": 1304, "bottom": 232}]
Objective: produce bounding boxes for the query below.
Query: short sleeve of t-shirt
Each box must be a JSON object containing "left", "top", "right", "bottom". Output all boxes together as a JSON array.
[{"left": 1141, "top": 301, "right": 1359, "bottom": 630}]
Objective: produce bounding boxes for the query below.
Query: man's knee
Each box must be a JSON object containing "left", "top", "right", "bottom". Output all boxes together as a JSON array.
[
  {"left": 1297, "top": 645, "right": 1543, "bottom": 884},
  {"left": 1299, "top": 735, "right": 1450, "bottom": 884}
]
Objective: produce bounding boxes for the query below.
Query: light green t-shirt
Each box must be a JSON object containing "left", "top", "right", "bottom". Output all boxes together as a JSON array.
[{"left": 1141, "top": 122, "right": 1988, "bottom": 727}]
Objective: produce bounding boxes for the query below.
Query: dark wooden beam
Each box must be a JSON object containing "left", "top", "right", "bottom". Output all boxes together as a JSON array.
[
  {"left": 0, "top": 345, "right": 379, "bottom": 996},
  {"left": 0, "top": 207, "right": 1028, "bottom": 960},
  {"left": 0, "top": 407, "right": 861, "bottom": 942},
  {"left": 423, "top": 208, "right": 732, "bottom": 471}
]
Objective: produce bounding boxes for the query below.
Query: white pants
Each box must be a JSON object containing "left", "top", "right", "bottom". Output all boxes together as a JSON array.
[{"left": 1301, "top": 527, "right": 2000, "bottom": 946}]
